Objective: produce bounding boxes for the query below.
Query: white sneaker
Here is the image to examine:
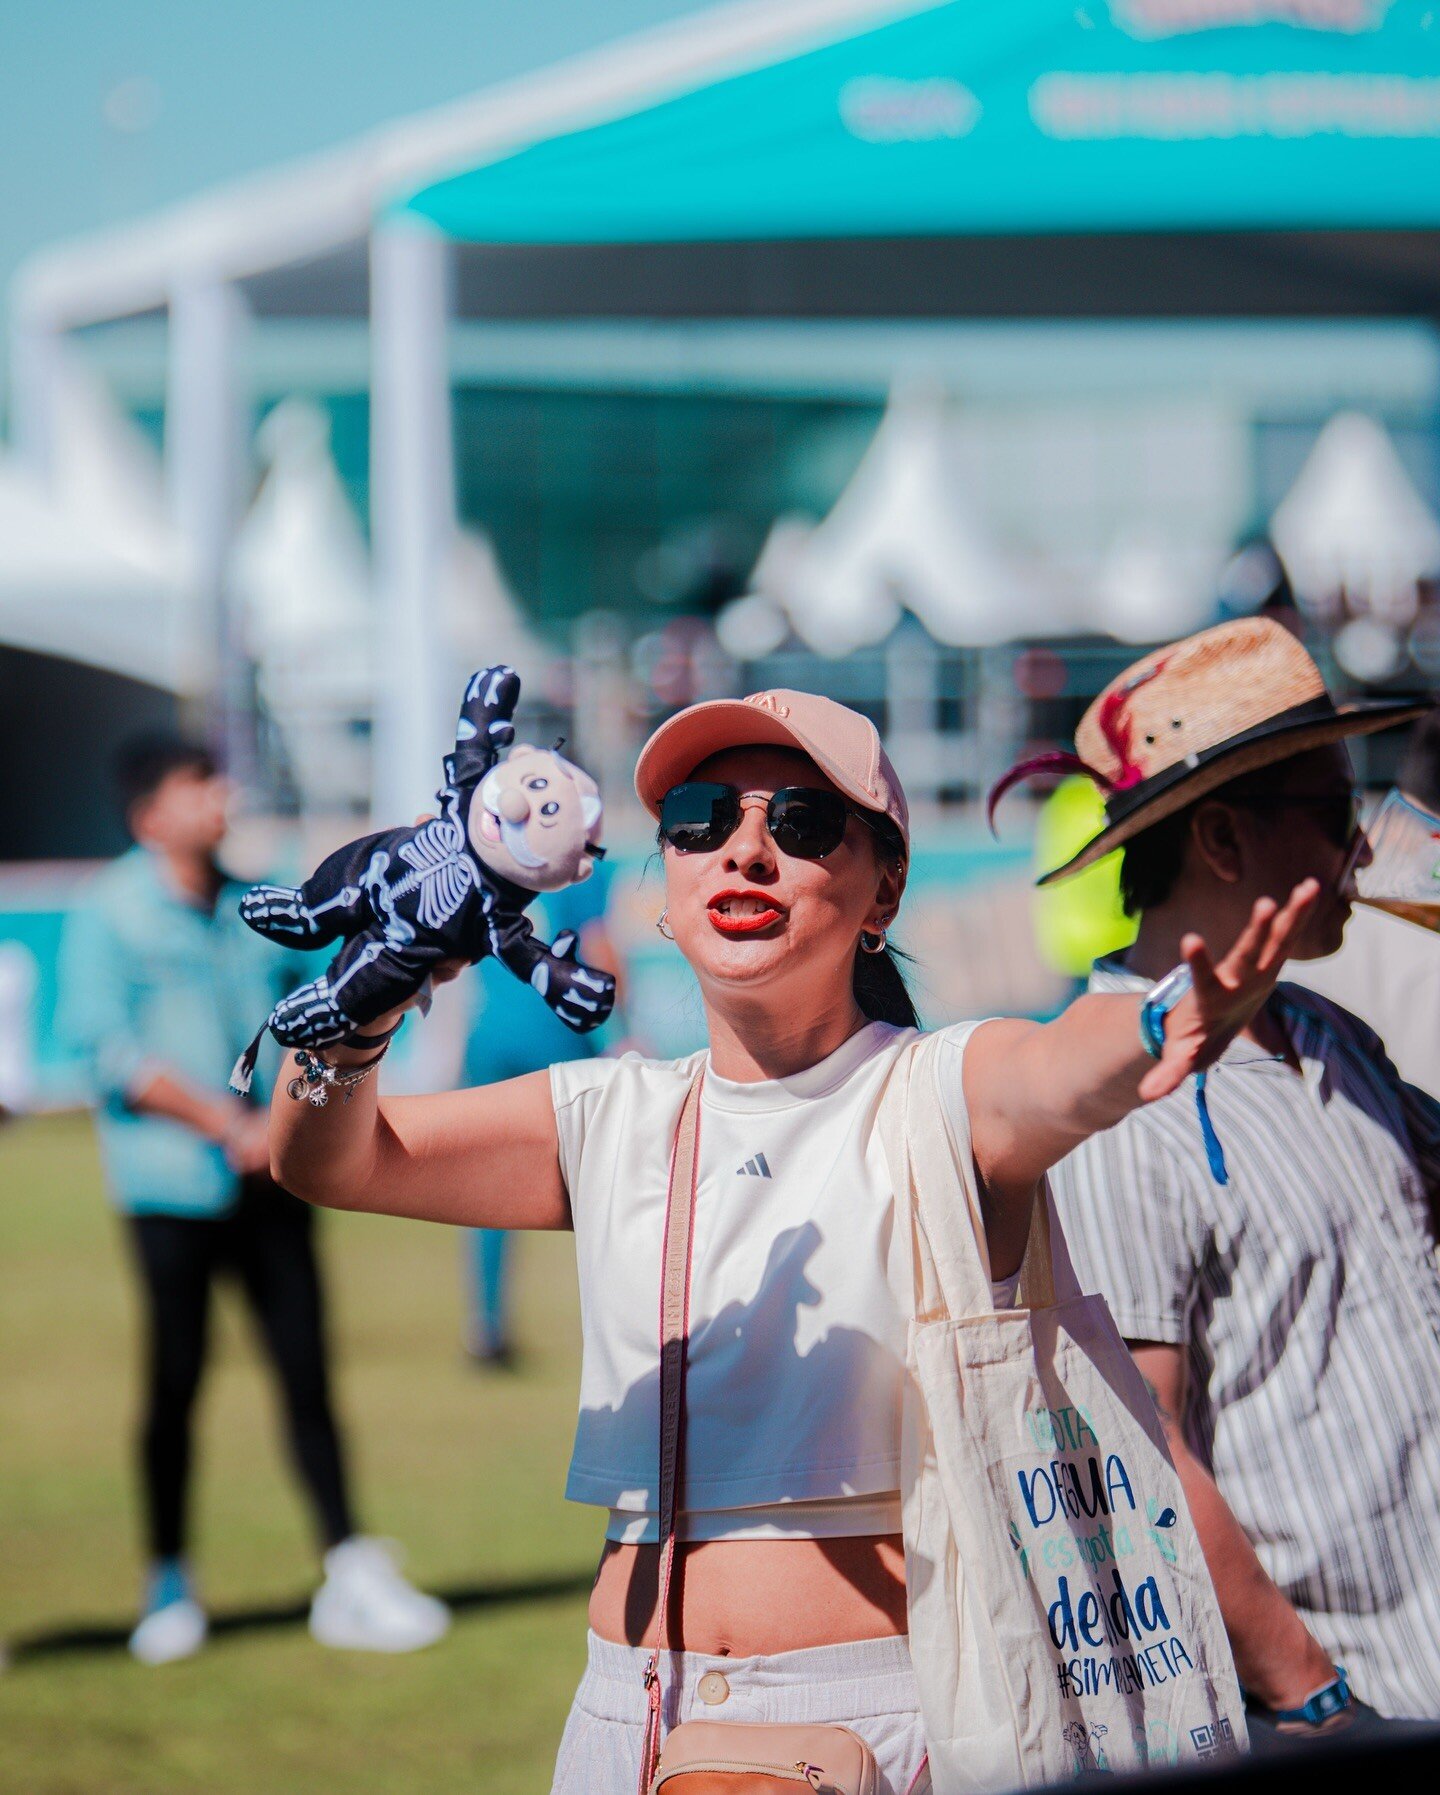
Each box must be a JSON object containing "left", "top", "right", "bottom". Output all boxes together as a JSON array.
[
  {"left": 308, "top": 1537, "right": 450, "bottom": 1653},
  {"left": 129, "top": 1596, "right": 207, "bottom": 1666}
]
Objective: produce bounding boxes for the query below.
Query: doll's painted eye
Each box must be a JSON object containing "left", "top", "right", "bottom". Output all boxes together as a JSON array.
[
  {"left": 540, "top": 801, "right": 560, "bottom": 817},
  {"left": 527, "top": 777, "right": 549, "bottom": 791}
]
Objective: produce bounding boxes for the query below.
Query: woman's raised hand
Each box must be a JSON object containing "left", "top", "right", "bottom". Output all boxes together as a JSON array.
[{"left": 1137, "top": 879, "right": 1321, "bottom": 1103}]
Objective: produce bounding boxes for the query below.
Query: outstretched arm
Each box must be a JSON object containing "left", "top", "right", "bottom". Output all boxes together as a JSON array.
[
  {"left": 269, "top": 999, "right": 569, "bottom": 1229},
  {"left": 965, "top": 880, "right": 1319, "bottom": 1232}
]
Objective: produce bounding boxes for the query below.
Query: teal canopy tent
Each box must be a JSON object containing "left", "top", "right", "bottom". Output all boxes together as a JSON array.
[{"left": 400, "top": 0, "right": 1440, "bottom": 245}]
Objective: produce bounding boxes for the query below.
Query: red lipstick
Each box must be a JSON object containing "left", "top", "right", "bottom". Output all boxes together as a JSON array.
[{"left": 706, "top": 888, "right": 785, "bottom": 935}]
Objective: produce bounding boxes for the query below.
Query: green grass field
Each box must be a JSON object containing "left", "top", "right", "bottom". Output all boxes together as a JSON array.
[{"left": 0, "top": 1113, "right": 598, "bottom": 1794}]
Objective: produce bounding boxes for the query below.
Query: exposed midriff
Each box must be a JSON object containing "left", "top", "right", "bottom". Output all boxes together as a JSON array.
[{"left": 589, "top": 1533, "right": 908, "bottom": 1656}]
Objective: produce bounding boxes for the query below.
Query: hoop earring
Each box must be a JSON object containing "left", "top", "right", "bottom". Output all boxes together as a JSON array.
[
  {"left": 656, "top": 909, "right": 675, "bottom": 941},
  {"left": 860, "top": 928, "right": 887, "bottom": 955}
]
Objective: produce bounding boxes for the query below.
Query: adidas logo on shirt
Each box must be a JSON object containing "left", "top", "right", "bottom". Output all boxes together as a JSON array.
[{"left": 736, "top": 1153, "right": 772, "bottom": 1179}]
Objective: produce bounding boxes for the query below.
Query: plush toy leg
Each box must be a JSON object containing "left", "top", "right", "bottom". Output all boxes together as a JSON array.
[
  {"left": 268, "top": 973, "right": 363, "bottom": 1049},
  {"left": 231, "top": 937, "right": 399, "bottom": 1090},
  {"left": 240, "top": 830, "right": 401, "bottom": 946},
  {"left": 269, "top": 936, "right": 440, "bottom": 1049},
  {"left": 240, "top": 879, "right": 368, "bottom": 947}
]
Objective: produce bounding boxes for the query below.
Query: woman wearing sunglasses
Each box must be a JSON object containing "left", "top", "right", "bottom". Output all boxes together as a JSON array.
[{"left": 270, "top": 685, "right": 1318, "bottom": 1794}]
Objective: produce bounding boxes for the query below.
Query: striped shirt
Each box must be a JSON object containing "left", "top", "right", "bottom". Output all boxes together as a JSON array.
[{"left": 1049, "top": 959, "right": 1440, "bottom": 1719}]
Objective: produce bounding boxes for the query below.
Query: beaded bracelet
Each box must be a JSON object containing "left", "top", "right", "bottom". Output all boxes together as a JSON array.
[{"left": 286, "top": 1045, "right": 389, "bottom": 1107}]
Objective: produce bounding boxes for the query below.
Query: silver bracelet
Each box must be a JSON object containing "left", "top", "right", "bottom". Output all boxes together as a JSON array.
[{"left": 286, "top": 1045, "right": 387, "bottom": 1108}]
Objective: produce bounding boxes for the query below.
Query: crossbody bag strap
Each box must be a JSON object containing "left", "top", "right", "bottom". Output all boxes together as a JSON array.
[{"left": 639, "top": 1066, "right": 705, "bottom": 1795}]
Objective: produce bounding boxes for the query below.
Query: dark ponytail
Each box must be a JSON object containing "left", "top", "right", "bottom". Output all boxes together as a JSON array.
[
  {"left": 852, "top": 939, "right": 919, "bottom": 1029},
  {"left": 853, "top": 812, "right": 919, "bottom": 1028}
]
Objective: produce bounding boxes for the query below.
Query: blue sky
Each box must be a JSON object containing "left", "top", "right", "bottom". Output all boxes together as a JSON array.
[{"left": 0, "top": 1, "right": 711, "bottom": 313}]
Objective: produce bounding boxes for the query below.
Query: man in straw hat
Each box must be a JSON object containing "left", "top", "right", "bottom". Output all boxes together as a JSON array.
[{"left": 996, "top": 617, "right": 1440, "bottom": 1732}]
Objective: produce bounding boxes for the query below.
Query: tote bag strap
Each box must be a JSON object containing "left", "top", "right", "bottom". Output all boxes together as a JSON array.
[
  {"left": 639, "top": 1067, "right": 705, "bottom": 1795},
  {"left": 883, "top": 1029, "right": 1058, "bottom": 1320}
]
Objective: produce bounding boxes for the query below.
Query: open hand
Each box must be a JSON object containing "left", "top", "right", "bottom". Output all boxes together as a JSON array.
[{"left": 1138, "top": 879, "right": 1320, "bottom": 1104}]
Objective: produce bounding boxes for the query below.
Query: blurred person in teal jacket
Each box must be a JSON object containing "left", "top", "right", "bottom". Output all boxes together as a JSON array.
[{"left": 58, "top": 734, "right": 448, "bottom": 1665}]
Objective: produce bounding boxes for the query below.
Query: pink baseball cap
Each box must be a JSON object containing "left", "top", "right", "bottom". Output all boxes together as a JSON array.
[{"left": 634, "top": 689, "right": 910, "bottom": 859}]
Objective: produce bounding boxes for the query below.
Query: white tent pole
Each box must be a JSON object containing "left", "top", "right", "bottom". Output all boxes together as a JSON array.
[
  {"left": 166, "top": 277, "right": 251, "bottom": 765},
  {"left": 370, "top": 217, "right": 455, "bottom": 826},
  {"left": 8, "top": 312, "right": 68, "bottom": 482}
]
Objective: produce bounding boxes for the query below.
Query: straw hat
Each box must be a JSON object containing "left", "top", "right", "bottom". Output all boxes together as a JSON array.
[{"left": 998, "top": 618, "right": 1428, "bottom": 885}]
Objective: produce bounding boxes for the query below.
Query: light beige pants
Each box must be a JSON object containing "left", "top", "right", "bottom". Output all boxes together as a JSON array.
[{"left": 551, "top": 1629, "right": 928, "bottom": 1794}]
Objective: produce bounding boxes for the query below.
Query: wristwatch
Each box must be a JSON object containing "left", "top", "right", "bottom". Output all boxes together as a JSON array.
[
  {"left": 1139, "top": 964, "right": 1194, "bottom": 1059},
  {"left": 1137, "top": 963, "right": 1230, "bottom": 1187},
  {"left": 1269, "top": 1668, "right": 1351, "bottom": 1727}
]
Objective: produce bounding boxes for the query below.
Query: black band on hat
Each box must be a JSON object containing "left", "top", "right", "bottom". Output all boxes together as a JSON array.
[{"left": 1102, "top": 694, "right": 1360, "bottom": 826}]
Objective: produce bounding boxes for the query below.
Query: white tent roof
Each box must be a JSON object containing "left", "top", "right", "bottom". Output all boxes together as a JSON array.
[
  {"left": 232, "top": 396, "right": 548, "bottom": 691},
  {"left": 0, "top": 352, "right": 187, "bottom": 687},
  {"left": 1271, "top": 411, "right": 1440, "bottom": 624},
  {"left": 231, "top": 398, "right": 374, "bottom": 684},
  {"left": 440, "top": 528, "right": 550, "bottom": 682},
  {"left": 229, "top": 396, "right": 548, "bottom": 810},
  {"left": 44, "top": 351, "right": 184, "bottom": 601},
  {"left": 0, "top": 454, "right": 183, "bottom": 687},
  {"left": 750, "top": 388, "right": 1044, "bottom": 655},
  {"left": 1093, "top": 526, "right": 1217, "bottom": 646}
]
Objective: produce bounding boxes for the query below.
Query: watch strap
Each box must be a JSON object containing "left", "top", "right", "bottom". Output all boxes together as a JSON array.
[
  {"left": 1137, "top": 963, "right": 1230, "bottom": 1186},
  {"left": 1139, "top": 963, "right": 1194, "bottom": 1059},
  {"left": 1271, "top": 1668, "right": 1351, "bottom": 1726}
]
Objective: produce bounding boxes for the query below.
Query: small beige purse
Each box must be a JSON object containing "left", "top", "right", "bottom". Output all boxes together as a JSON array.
[
  {"left": 640, "top": 1071, "right": 885, "bottom": 1795},
  {"left": 651, "top": 1718, "right": 879, "bottom": 1792}
]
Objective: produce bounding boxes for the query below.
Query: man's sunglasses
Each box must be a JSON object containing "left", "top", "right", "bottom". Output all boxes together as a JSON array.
[{"left": 658, "top": 782, "right": 879, "bottom": 860}]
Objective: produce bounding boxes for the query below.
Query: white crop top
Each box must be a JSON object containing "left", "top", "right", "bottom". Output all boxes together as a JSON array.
[{"left": 551, "top": 1019, "right": 1012, "bottom": 1544}]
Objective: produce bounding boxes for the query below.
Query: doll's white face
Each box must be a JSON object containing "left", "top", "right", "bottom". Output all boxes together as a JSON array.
[{"left": 467, "top": 745, "right": 603, "bottom": 892}]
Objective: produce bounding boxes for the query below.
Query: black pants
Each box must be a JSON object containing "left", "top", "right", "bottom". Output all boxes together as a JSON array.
[{"left": 128, "top": 1177, "right": 355, "bottom": 1561}]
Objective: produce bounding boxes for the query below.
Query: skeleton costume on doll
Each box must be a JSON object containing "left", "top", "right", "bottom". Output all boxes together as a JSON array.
[{"left": 230, "top": 665, "right": 616, "bottom": 1093}]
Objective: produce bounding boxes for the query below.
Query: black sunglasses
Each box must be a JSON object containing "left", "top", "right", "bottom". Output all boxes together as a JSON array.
[{"left": 658, "top": 782, "right": 879, "bottom": 861}]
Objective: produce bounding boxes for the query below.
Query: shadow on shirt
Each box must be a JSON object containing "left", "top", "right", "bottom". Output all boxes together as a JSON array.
[{"left": 574, "top": 1221, "right": 909, "bottom": 1642}]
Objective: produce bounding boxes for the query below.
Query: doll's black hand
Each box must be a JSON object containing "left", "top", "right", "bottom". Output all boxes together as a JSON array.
[
  {"left": 548, "top": 963, "right": 616, "bottom": 1033},
  {"left": 453, "top": 666, "right": 521, "bottom": 779},
  {"left": 544, "top": 931, "right": 614, "bottom": 1030},
  {"left": 461, "top": 665, "right": 520, "bottom": 735}
]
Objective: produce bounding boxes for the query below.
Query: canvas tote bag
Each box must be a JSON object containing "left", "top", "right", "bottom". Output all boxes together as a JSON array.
[{"left": 879, "top": 1028, "right": 1245, "bottom": 1791}]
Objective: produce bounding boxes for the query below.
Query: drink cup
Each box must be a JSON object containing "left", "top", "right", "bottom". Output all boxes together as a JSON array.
[{"left": 1352, "top": 789, "right": 1440, "bottom": 933}]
